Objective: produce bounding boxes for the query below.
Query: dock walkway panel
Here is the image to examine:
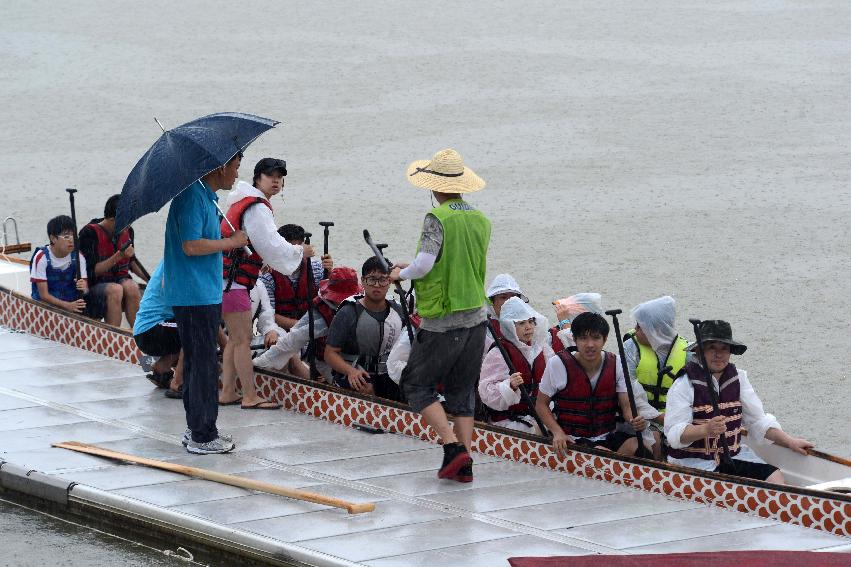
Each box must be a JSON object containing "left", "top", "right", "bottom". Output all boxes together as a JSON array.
[{"left": 0, "top": 329, "right": 847, "bottom": 566}]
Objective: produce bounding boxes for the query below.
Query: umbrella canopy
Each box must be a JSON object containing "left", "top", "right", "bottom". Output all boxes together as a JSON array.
[{"left": 115, "top": 112, "right": 279, "bottom": 231}]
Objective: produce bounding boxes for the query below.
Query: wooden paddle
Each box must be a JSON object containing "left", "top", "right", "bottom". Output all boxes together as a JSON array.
[
  {"left": 52, "top": 441, "right": 376, "bottom": 514},
  {"left": 808, "top": 448, "right": 851, "bottom": 468}
]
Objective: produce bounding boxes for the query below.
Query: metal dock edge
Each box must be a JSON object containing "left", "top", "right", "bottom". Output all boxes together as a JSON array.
[{"left": 0, "top": 459, "right": 364, "bottom": 567}]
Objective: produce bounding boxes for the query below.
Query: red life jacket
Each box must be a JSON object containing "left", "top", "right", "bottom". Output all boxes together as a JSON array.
[
  {"left": 552, "top": 351, "right": 618, "bottom": 438},
  {"left": 487, "top": 338, "right": 546, "bottom": 423},
  {"left": 221, "top": 197, "right": 272, "bottom": 290},
  {"left": 312, "top": 295, "right": 337, "bottom": 361},
  {"left": 88, "top": 223, "right": 132, "bottom": 283},
  {"left": 549, "top": 326, "right": 566, "bottom": 353},
  {"left": 666, "top": 362, "right": 743, "bottom": 464},
  {"left": 271, "top": 265, "right": 314, "bottom": 319}
]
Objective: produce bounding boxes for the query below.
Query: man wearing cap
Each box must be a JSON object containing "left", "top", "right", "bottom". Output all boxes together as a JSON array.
[
  {"left": 253, "top": 266, "right": 362, "bottom": 382},
  {"left": 665, "top": 319, "right": 813, "bottom": 482},
  {"left": 390, "top": 148, "right": 491, "bottom": 482}
]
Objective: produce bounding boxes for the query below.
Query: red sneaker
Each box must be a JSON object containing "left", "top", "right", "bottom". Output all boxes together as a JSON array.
[{"left": 438, "top": 443, "right": 472, "bottom": 479}]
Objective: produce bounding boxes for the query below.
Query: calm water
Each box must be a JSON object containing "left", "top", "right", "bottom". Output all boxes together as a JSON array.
[
  {"left": 0, "top": 499, "right": 183, "bottom": 566},
  {"left": 1, "top": 1, "right": 849, "bottom": 454}
]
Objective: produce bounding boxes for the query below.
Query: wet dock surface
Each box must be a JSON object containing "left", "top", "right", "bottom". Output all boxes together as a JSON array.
[{"left": 0, "top": 329, "right": 848, "bottom": 566}]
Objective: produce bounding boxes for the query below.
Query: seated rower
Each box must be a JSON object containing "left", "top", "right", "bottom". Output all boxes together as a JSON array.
[
  {"left": 535, "top": 312, "right": 654, "bottom": 457},
  {"left": 253, "top": 266, "right": 362, "bottom": 382},
  {"left": 550, "top": 292, "right": 603, "bottom": 353},
  {"left": 30, "top": 215, "right": 89, "bottom": 315},
  {"left": 665, "top": 320, "right": 813, "bottom": 483},
  {"left": 325, "top": 257, "right": 404, "bottom": 401},
  {"left": 479, "top": 297, "right": 552, "bottom": 435},
  {"left": 624, "top": 296, "right": 691, "bottom": 418},
  {"left": 258, "top": 223, "right": 333, "bottom": 331},
  {"left": 78, "top": 194, "right": 147, "bottom": 326},
  {"left": 133, "top": 261, "right": 183, "bottom": 397},
  {"left": 484, "top": 273, "right": 527, "bottom": 351}
]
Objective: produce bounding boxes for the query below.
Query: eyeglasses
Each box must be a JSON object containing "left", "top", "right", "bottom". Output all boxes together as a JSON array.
[
  {"left": 56, "top": 233, "right": 74, "bottom": 241},
  {"left": 364, "top": 276, "right": 391, "bottom": 287}
]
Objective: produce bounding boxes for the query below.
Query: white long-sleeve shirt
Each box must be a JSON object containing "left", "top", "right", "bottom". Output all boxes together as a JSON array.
[
  {"left": 664, "top": 368, "right": 781, "bottom": 471},
  {"left": 223, "top": 181, "right": 303, "bottom": 290}
]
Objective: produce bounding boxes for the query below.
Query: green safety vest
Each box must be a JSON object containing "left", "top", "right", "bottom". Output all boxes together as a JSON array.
[
  {"left": 412, "top": 199, "right": 491, "bottom": 319},
  {"left": 627, "top": 331, "right": 687, "bottom": 411}
]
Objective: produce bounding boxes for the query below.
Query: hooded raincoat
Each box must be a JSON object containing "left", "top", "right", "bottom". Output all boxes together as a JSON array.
[{"left": 479, "top": 297, "right": 552, "bottom": 434}]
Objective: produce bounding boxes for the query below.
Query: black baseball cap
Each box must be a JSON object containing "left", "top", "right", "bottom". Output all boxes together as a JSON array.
[{"left": 253, "top": 157, "right": 287, "bottom": 178}]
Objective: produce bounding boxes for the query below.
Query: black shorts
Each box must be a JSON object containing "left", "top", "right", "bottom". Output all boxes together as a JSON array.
[
  {"left": 134, "top": 321, "right": 181, "bottom": 357},
  {"left": 715, "top": 459, "right": 778, "bottom": 481},
  {"left": 400, "top": 322, "right": 486, "bottom": 417},
  {"left": 84, "top": 282, "right": 113, "bottom": 320},
  {"left": 573, "top": 431, "right": 634, "bottom": 452}
]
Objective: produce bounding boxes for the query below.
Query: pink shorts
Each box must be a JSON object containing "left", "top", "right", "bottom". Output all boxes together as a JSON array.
[{"left": 222, "top": 288, "right": 251, "bottom": 313}]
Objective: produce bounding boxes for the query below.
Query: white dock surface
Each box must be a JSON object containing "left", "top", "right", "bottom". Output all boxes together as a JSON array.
[{"left": 0, "top": 329, "right": 848, "bottom": 565}]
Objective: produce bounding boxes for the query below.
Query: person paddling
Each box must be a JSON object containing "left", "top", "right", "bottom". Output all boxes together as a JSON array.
[
  {"left": 484, "top": 274, "right": 528, "bottom": 351},
  {"left": 665, "top": 319, "right": 813, "bottom": 483},
  {"left": 479, "top": 297, "right": 552, "bottom": 436},
  {"left": 390, "top": 148, "right": 491, "bottom": 483}
]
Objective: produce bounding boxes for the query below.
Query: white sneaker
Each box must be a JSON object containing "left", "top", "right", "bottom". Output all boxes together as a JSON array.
[
  {"left": 184, "top": 433, "right": 235, "bottom": 454},
  {"left": 182, "top": 428, "right": 233, "bottom": 447}
]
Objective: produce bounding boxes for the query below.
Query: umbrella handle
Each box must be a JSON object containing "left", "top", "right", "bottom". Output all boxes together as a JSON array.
[{"left": 213, "top": 201, "right": 253, "bottom": 256}]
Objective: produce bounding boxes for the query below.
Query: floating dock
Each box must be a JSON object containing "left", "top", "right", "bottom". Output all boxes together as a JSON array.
[{"left": 0, "top": 329, "right": 848, "bottom": 566}]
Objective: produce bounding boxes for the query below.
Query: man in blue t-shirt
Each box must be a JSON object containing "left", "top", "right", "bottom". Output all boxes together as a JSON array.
[{"left": 162, "top": 152, "right": 248, "bottom": 454}]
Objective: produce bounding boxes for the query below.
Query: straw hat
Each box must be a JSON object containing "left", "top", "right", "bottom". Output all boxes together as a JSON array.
[{"left": 406, "top": 148, "right": 485, "bottom": 194}]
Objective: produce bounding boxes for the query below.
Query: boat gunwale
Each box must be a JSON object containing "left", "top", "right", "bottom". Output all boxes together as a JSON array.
[{"left": 0, "top": 285, "right": 851, "bottom": 536}]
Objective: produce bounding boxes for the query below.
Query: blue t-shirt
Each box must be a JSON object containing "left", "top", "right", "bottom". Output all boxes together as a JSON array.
[
  {"left": 133, "top": 262, "right": 174, "bottom": 336},
  {"left": 162, "top": 180, "right": 223, "bottom": 307}
]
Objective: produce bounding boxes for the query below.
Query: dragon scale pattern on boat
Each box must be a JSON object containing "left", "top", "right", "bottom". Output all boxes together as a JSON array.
[{"left": 1, "top": 287, "right": 849, "bottom": 538}]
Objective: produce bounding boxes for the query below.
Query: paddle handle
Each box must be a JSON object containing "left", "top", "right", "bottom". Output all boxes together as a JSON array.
[
  {"left": 605, "top": 309, "right": 650, "bottom": 458},
  {"left": 53, "top": 442, "right": 375, "bottom": 514}
]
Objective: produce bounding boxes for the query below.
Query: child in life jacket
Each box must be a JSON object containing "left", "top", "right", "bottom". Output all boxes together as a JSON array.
[
  {"left": 30, "top": 215, "right": 88, "bottom": 314},
  {"left": 535, "top": 312, "right": 654, "bottom": 457},
  {"left": 253, "top": 266, "right": 362, "bottom": 383},
  {"left": 479, "top": 297, "right": 552, "bottom": 435}
]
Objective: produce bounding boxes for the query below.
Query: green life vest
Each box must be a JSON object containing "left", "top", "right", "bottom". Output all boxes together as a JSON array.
[
  {"left": 412, "top": 199, "right": 491, "bottom": 319},
  {"left": 627, "top": 331, "right": 688, "bottom": 411}
]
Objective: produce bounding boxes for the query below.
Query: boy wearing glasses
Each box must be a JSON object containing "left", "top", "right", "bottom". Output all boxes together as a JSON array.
[
  {"left": 30, "top": 215, "right": 89, "bottom": 314},
  {"left": 324, "top": 257, "right": 404, "bottom": 401}
]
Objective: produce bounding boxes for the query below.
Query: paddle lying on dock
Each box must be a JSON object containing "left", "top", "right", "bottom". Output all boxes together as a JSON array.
[{"left": 52, "top": 441, "right": 376, "bottom": 514}]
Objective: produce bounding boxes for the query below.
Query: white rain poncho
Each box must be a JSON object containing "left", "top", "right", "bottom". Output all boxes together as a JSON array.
[
  {"left": 498, "top": 296, "right": 551, "bottom": 357},
  {"left": 486, "top": 273, "right": 526, "bottom": 299},
  {"left": 552, "top": 292, "right": 603, "bottom": 319},
  {"left": 630, "top": 296, "right": 677, "bottom": 352}
]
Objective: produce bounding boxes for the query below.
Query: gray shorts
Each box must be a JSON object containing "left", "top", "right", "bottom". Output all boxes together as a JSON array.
[{"left": 400, "top": 322, "right": 486, "bottom": 417}]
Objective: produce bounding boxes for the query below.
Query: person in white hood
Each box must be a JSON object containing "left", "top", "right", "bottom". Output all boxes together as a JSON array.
[
  {"left": 218, "top": 158, "right": 313, "bottom": 409},
  {"left": 549, "top": 292, "right": 603, "bottom": 352},
  {"left": 479, "top": 297, "right": 552, "bottom": 435},
  {"left": 483, "top": 273, "right": 528, "bottom": 352}
]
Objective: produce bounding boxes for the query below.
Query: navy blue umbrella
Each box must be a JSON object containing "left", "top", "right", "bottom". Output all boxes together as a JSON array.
[{"left": 115, "top": 112, "right": 279, "bottom": 231}]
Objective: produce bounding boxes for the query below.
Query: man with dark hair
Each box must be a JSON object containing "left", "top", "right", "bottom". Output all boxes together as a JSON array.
[
  {"left": 390, "top": 148, "right": 491, "bottom": 482},
  {"left": 79, "top": 194, "right": 148, "bottom": 326},
  {"left": 30, "top": 215, "right": 89, "bottom": 314},
  {"left": 325, "top": 257, "right": 404, "bottom": 400},
  {"left": 163, "top": 152, "right": 249, "bottom": 454},
  {"left": 258, "top": 223, "right": 333, "bottom": 331},
  {"left": 535, "top": 311, "right": 655, "bottom": 457}
]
